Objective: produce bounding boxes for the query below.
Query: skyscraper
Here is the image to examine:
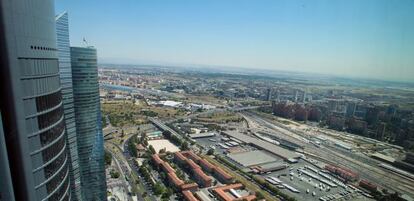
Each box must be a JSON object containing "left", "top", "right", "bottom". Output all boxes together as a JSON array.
[
  {"left": 0, "top": 0, "right": 70, "bottom": 200},
  {"left": 56, "top": 12, "right": 82, "bottom": 201},
  {"left": 71, "top": 46, "right": 106, "bottom": 201},
  {"left": 0, "top": 112, "right": 15, "bottom": 201},
  {"left": 266, "top": 88, "right": 273, "bottom": 101}
]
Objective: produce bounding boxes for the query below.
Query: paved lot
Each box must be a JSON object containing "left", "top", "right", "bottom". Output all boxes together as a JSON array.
[
  {"left": 147, "top": 139, "right": 180, "bottom": 153},
  {"left": 265, "top": 160, "right": 363, "bottom": 201}
]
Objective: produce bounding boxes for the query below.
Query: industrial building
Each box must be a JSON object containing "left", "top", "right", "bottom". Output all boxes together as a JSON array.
[
  {"left": 251, "top": 161, "right": 288, "bottom": 174},
  {"left": 227, "top": 150, "right": 278, "bottom": 167},
  {"left": 325, "top": 164, "right": 359, "bottom": 181},
  {"left": 222, "top": 131, "right": 300, "bottom": 161}
]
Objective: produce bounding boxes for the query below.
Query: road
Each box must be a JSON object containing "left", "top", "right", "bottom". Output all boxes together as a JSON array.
[
  {"left": 105, "top": 145, "right": 134, "bottom": 201},
  {"left": 106, "top": 141, "right": 156, "bottom": 201},
  {"left": 121, "top": 138, "right": 158, "bottom": 201},
  {"left": 148, "top": 117, "right": 182, "bottom": 139}
]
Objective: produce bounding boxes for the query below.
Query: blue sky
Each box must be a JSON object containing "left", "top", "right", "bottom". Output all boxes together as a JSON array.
[{"left": 55, "top": 0, "right": 414, "bottom": 82}]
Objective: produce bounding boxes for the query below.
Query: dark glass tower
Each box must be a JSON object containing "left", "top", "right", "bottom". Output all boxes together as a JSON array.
[
  {"left": 0, "top": 0, "right": 70, "bottom": 200},
  {"left": 71, "top": 46, "right": 107, "bottom": 201},
  {"left": 56, "top": 12, "right": 82, "bottom": 201},
  {"left": 0, "top": 111, "right": 15, "bottom": 201}
]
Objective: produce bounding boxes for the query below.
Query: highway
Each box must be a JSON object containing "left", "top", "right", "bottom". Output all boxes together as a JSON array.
[{"left": 148, "top": 117, "right": 181, "bottom": 137}]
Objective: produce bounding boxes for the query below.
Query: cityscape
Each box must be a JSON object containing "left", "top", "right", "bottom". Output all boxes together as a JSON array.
[{"left": 0, "top": 1, "right": 413, "bottom": 201}]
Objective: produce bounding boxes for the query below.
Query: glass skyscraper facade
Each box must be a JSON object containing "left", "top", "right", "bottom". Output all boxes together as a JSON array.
[
  {"left": 0, "top": 111, "right": 15, "bottom": 201},
  {"left": 0, "top": 0, "right": 70, "bottom": 200},
  {"left": 70, "top": 47, "right": 107, "bottom": 201},
  {"left": 56, "top": 12, "right": 82, "bottom": 201}
]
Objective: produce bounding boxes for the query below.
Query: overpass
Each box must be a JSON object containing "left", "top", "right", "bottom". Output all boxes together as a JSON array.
[{"left": 148, "top": 117, "right": 182, "bottom": 139}]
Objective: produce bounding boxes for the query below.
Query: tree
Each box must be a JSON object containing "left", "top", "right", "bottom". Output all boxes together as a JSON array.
[
  {"left": 140, "top": 133, "right": 147, "bottom": 143},
  {"left": 180, "top": 141, "right": 189, "bottom": 150},
  {"left": 153, "top": 182, "right": 165, "bottom": 196},
  {"left": 176, "top": 169, "right": 184, "bottom": 180},
  {"left": 110, "top": 170, "right": 120, "bottom": 178},
  {"left": 159, "top": 148, "right": 166, "bottom": 154},
  {"left": 162, "top": 130, "right": 172, "bottom": 139},
  {"left": 255, "top": 191, "right": 264, "bottom": 200},
  {"left": 104, "top": 150, "right": 112, "bottom": 166},
  {"left": 149, "top": 145, "right": 156, "bottom": 154},
  {"left": 207, "top": 148, "right": 214, "bottom": 155},
  {"left": 128, "top": 139, "right": 137, "bottom": 157},
  {"left": 161, "top": 188, "right": 173, "bottom": 199}
]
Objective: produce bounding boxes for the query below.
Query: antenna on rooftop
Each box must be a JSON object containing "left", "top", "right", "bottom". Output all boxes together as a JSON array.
[{"left": 82, "top": 37, "right": 89, "bottom": 46}]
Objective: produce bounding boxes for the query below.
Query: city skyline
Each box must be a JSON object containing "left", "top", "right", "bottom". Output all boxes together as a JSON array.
[
  {"left": 1, "top": 1, "right": 413, "bottom": 201},
  {"left": 55, "top": 0, "right": 414, "bottom": 82}
]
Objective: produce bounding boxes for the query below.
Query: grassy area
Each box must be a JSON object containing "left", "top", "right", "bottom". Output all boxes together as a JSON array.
[
  {"left": 203, "top": 156, "right": 280, "bottom": 201},
  {"left": 184, "top": 95, "right": 227, "bottom": 105},
  {"left": 102, "top": 101, "right": 185, "bottom": 127},
  {"left": 196, "top": 111, "right": 243, "bottom": 123}
]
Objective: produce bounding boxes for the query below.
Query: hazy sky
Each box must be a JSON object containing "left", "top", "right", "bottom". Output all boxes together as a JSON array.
[{"left": 55, "top": 0, "right": 414, "bottom": 82}]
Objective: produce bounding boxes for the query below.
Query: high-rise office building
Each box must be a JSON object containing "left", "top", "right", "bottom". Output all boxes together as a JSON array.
[
  {"left": 266, "top": 88, "right": 272, "bottom": 101},
  {"left": 0, "top": 0, "right": 71, "bottom": 200},
  {"left": 0, "top": 112, "right": 16, "bottom": 201},
  {"left": 56, "top": 12, "right": 82, "bottom": 201},
  {"left": 71, "top": 46, "right": 107, "bottom": 201}
]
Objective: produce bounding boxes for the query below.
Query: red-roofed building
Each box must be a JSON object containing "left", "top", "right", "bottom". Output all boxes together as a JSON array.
[
  {"left": 182, "top": 151, "right": 201, "bottom": 162},
  {"left": 152, "top": 154, "right": 163, "bottom": 166},
  {"left": 193, "top": 168, "right": 212, "bottom": 187},
  {"left": 174, "top": 152, "right": 187, "bottom": 165},
  {"left": 161, "top": 162, "right": 175, "bottom": 173},
  {"left": 199, "top": 159, "right": 215, "bottom": 173},
  {"left": 212, "top": 183, "right": 256, "bottom": 201},
  {"left": 324, "top": 164, "right": 359, "bottom": 181},
  {"left": 213, "top": 167, "right": 233, "bottom": 184},
  {"left": 187, "top": 159, "right": 201, "bottom": 170},
  {"left": 182, "top": 190, "right": 199, "bottom": 201},
  {"left": 359, "top": 179, "right": 378, "bottom": 192},
  {"left": 181, "top": 183, "right": 199, "bottom": 192},
  {"left": 168, "top": 172, "right": 184, "bottom": 188}
]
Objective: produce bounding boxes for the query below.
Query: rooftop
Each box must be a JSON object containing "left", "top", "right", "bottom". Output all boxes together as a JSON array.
[
  {"left": 168, "top": 172, "right": 184, "bottom": 187},
  {"left": 161, "top": 162, "right": 175, "bottom": 173},
  {"left": 214, "top": 166, "right": 233, "bottom": 180},
  {"left": 183, "top": 190, "right": 199, "bottom": 201},
  {"left": 212, "top": 183, "right": 256, "bottom": 201},
  {"left": 227, "top": 150, "right": 278, "bottom": 167},
  {"left": 187, "top": 159, "right": 201, "bottom": 170},
  {"left": 148, "top": 139, "right": 180, "bottom": 153},
  {"left": 223, "top": 131, "right": 300, "bottom": 160}
]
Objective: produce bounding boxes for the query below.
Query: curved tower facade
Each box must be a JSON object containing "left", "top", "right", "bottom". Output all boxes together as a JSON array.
[
  {"left": 0, "top": 0, "right": 70, "bottom": 201},
  {"left": 56, "top": 12, "right": 82, "bottom": 201},
  {"left": 70, "top": 47, "right": 106, "bottom": 201}
]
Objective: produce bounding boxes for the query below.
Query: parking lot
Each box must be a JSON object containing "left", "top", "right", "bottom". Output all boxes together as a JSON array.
[{"left": 264, "top": 159, "right": 361, "bottom": 201}]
